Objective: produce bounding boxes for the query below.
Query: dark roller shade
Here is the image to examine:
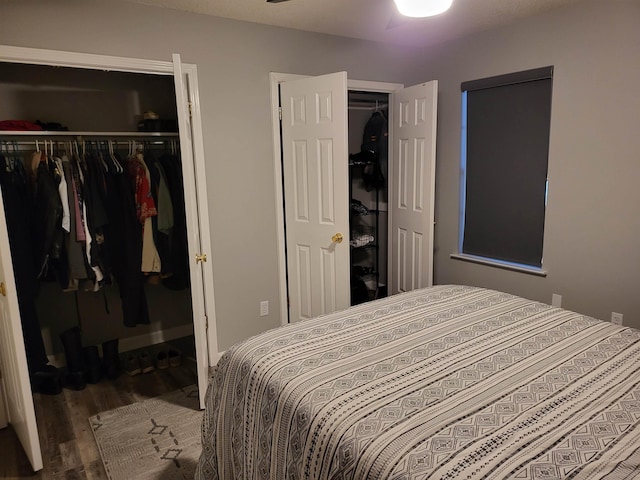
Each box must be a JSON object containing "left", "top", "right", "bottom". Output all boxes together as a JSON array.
[{"left": 462, "top": 69, "right": 553, "bottom": 267}]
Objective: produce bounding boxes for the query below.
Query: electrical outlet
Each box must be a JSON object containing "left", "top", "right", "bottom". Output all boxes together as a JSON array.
[
  {"left": 611, "top": 312, "right": 623, "bottom": 326},
  {"left": 551, "top": 294, "right": 562, "bottom": 308},
  {"left": 260, "top": 300, "right": 269, "bottom": 317}
]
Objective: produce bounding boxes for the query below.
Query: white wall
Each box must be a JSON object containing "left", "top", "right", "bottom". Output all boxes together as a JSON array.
[
  {"left": 0, "top": 0, "right": 423, "bottom": 351},
  {"left": 408, "top": 0, "right": 640, "bottom": 326}
]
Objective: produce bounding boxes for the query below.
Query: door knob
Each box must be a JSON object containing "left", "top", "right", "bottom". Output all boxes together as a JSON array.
[
  {"left": 195, "top": 253, "right": 207, "bottom": 264},
  {"left": 332, "top": 233, "right": 344, "bottom": 244},
  {"left": 0, "top": 282, "right": 6, "bottom": 297}
]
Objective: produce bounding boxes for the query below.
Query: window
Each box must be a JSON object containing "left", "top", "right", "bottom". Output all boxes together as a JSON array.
[{"left": 459, "top": 66, "right": 553, "bottom": 271}]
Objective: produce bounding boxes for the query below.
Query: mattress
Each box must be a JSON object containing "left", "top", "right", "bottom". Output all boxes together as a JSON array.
[{"left": 195, "top": 285, "right": 640, "bottom": 479}]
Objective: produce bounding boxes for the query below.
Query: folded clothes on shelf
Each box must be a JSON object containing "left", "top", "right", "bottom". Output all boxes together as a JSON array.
[
  {"left": 350, "top": 233, "right": 374, "bottom": 248},
  {"left": 350, "top": 199, "right": 370, "bottom": 216}
]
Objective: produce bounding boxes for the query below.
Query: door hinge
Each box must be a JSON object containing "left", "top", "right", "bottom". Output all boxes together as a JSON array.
[
  {"left": 188, "top": 101, "right": 193, "bottom": 118},
  {"left": 278, "top": 107, "right": 282, "bottom": 121},
  {"left": 204, "top": 314, "right": 208, "bottom": 331}
]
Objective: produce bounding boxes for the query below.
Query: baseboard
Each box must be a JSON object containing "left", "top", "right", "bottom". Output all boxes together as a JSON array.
[{"left": 47, "top": 324, "right": 194, "bottom": 366}]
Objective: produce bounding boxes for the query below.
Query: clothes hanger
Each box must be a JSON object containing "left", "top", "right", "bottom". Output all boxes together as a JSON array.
[
  {"left": 96, "top": 141, "right": 109, "bottom": 172},
  {"left": 0, "top": 141, "right": 9, "bottom": 172},
  {"left": 65, "top": 140, "right": 73, "bottom": 160},
  {"left": 108, "top": 140, "right": 123, "bottom": 173},
  {"left": 42, "top": 140, "right": 49, "bottom": 163}
]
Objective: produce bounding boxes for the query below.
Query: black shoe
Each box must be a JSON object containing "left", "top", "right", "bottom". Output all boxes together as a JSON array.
[
  {"left": 83, "top": 346, "right": 102, "bottom": 384},
  {"left": 60, "top": 327, "right": 87, "bottom": 390},
  {"left": 31, "top": 365, "right": 62, "bottom": 395},
  {"left": 64, "top": 370, "right": 87, "bottom": 391}
]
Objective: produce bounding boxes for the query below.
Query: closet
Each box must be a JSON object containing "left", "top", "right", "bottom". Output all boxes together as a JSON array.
[
  {"left": 0, "top": 45, "right": 215, "bottom": 473},
  {"left": 275, "top": 72, "right": 438, "bottom": 324},
  {"left": 348, "top": 91, "right": 389, "bottom": 305},
  {"left": 0, "top": 62, "right": 191, "bottom": 352}
]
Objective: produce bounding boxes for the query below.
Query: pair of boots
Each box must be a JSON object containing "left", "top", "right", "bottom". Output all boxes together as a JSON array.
[{"left": 59, "top": 327, "right": 120, "bottom": 390}]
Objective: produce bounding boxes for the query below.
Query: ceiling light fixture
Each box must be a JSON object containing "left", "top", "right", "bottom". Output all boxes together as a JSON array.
[{"left": 393, "top": 0, "right": 453, "bottom": 18}]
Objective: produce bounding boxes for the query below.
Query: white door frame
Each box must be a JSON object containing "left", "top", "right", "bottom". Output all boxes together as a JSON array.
[
  {"left": 269, "top": 73, "right": 403, "bottom": 325},
  {"left": 0, "top": 45, "right": 218, "bottom": 396}
]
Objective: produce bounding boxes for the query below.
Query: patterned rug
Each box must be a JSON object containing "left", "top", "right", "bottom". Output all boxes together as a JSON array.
[{"left": 90, "top": 385, "right": 203, "bottom": 480}]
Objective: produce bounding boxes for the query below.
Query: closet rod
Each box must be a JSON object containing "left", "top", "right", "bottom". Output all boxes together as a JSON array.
[
  {"left": 1, "top": 140, "right": 173, "bottom": 147},
  {"left": 0, "top": 131, "right": 179, "bottom": 137}
]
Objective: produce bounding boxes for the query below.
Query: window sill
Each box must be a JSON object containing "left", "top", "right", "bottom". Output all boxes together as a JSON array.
[{"left": 450, "top": 253, "right": 547, "bottom": 277}]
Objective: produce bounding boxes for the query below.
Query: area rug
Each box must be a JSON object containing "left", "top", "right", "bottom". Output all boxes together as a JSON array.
[{"left": 89, "top": 385, "right": 202, "bottom": 480}]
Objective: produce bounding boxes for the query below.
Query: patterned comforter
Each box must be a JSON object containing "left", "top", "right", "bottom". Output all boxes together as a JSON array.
[{"left": 195, "top": 285, "right": 640, "bottom": 479}]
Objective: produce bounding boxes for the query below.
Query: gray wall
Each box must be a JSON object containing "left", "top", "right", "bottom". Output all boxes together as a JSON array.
[
  {"left": 408, "top": 0, "right": 640, "bottom": 326},
  {"left": 2, "top": 0, "right": 639, "bottom": 353},
  {"left": 0, "top": 0, "right": 422, "bottom": 351}
]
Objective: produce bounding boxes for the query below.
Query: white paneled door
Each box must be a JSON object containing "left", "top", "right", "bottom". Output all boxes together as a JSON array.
[
  {"left": 0, "top": 193, "right": 43, "bottom": 472},
  {"left": 281, "top": 72, "right": 350, "bottom": 322},
  {"left": 390, "top": 81, "right": 438, "bottom": 294},
  {"left": 172, "top": 54, "right": 214, "bottom": 408}
]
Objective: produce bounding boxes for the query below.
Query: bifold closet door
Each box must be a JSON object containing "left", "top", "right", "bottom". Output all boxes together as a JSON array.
[{"left": 0, "top": 191, "right": 43, "bottom": 471}]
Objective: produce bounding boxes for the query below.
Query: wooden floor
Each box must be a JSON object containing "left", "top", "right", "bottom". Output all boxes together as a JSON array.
[{"left": 0, "top": 360, "right": 198, "bottom": 480}]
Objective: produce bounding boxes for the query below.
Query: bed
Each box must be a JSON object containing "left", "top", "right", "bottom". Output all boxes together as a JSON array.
[{"left": 195, "top": 285, "right": 640, "bottom": 479}]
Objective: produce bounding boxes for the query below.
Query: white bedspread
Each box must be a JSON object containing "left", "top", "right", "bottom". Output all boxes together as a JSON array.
[{"left": 196, "top": 285, "right": 640, "bottom": 479}]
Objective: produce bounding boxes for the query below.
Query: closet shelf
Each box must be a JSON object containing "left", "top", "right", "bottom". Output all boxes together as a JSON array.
[{"left": 0, "top": 131, "right": 179, "bottom": 137}]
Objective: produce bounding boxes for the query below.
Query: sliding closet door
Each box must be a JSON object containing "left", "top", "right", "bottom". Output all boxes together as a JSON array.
[
  {"left": 173, "top": 54, "right": 216, "bottom": 408},
  {"left": 0, "top": 193, "right": 43, "bottom": 471}
]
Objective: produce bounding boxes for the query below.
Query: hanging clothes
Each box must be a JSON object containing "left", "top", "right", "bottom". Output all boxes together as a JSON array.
[
  {"left": 33, "top": 152, "right": 70, "bottom": 287},
  {"left": 158, "top": 152, "right": 190, "bottom": 290},
  {"left": 127, "top": 151, "right": 161, "bottom": 273},
  {"left": 146, "top": 152, "right": 174, "bottom": 277},
  {"left": 53, "top": 156, "right": 70, "bottom": 233},
  {"left": 1, "top": 138, "right": 187, "bottom": 329},
  {"left": 72, "top": 152, "right": 105, "bottom": 289},
  {"left": 155, "top": 162, "right": 174, "bottom": 234},
  {"left": 0, "top": 152, "right": 49, "bottom": 372},
  {"left": 85, "top": 152, "right": 109, "bottom": 278},
  {"left": 106, "top": 150, "right": 150, "bottom": 327},
  {"left": 60, "top": 155, "right": 89, "bottom": 285}
]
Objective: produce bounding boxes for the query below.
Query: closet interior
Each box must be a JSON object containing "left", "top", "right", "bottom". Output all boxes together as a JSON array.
[
  {"left": 348, "top": 90, "right": 389, "bottom": 305},
  {"left": 0, "top": 62, "right": 196, "bottom": 392}
]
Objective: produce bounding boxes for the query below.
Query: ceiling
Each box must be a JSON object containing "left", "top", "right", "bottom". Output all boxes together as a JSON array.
[{"left": 124, "top": 0, "right": 586, "bottom": 47}]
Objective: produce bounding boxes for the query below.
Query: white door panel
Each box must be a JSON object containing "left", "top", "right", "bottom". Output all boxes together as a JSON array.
[
  {"left": 173, "top": 54, "right": 211, "bottom": 408},
  {"left": 0, "top": 193, "right": 43, "bottom": 471},
  {"left": 281, "top": 72, "right": 350, "bottom": 322},
  {"left": 390, "top": 81, "right": 438, "bottom": 294}
]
